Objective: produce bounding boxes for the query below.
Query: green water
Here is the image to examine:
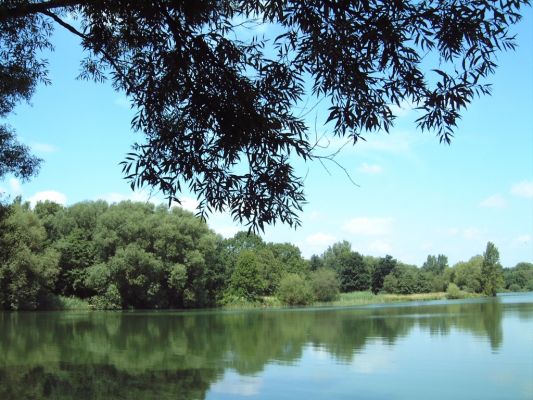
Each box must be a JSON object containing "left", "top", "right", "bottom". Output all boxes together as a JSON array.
[{"left": 1, "top": 293, "right": 532, "bottom": 400}]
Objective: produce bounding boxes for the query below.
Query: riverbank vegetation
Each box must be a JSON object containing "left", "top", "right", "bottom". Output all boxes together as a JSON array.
[{"left": 0, "top": 199, "right": 531, "bottom": 311}]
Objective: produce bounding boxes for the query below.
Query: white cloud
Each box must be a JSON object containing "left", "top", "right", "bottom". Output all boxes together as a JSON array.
[
  {"left": 313, "top": 130, "right": 416, "bottom": 157},
  {"left": 31, "top": 142, "right": 58, "bottom": 153},
  {"left": 480, "top": 194, "right": 507, "bottom": 208},
  {"left": 98, "top": 190, "right": 161, "bottom": 204},
  {"left": 463, "top": 228, "right": 482, "bottom": 240},
  {"left": 212, "top": 225, "right": 240, "bottom": 238},
  {"left": 8, "top": 178, "right": 22, "bottom": 195},
  {"left": 366, "top": 239, "right": 393, "bottom": 254},
  {"left": 447, "top": 227, "right": 460, "bottom": 236},
  {"left": 343, "top": 217, "right": 393, "bottom": 236},
  {"left": 358, "top": 163, "right": 383, "bottom": 174},
  {"left": 97, "top": 191, "right": 200, "bottom": 213},
  {"left": 511, "top": 181, "right": 533, "bottom": 199},
  {"left": 357, "top": 132, "right": 412, "bottom": 154},
  {"left": 28, "top": 191, "right": 67, "bottom": 207},
  {"left": 178, "top": 196, "right": 199, "bottom": 212},
  {"left": 305, "top": 232, "right": 337, "bottom": 247}
]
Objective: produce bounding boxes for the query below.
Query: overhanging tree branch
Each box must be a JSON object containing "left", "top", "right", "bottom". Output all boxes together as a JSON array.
[
  {"left": 40, "top": 10, "right": 137, "bottom": 93},
  {"left": 0, "top": 0, "right": 87, "bottom": 20}
]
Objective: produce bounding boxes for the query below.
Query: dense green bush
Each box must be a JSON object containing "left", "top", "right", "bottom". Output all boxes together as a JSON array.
[
  {"left": 310, "top": 268, "right": 339, "bottom": 302},
  {"left": 277, "top": 274, "right": 313, "bottom": 306}
]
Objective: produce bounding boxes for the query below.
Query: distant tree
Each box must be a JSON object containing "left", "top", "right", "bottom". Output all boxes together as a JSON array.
[
  {"left": 309, "top": 255, "right": 324, "bottom": 272},
  {"left": 322, "top": 241, "right": 353, "bottom": 271},
  {"left": 371, "top": 255, "right": 397, "bottom": 294},
  {"left": 1, "top": 1, "right": 528, "bottom": 230},
  {"left": 338, "top": 252, "right": 371, "bottom": 292},
  {"left": 268, "top": 242, "right": 308, "bottom": 275},
  {"left": 391, "top": 264, "right": 419, "bottom": 295},
  {"left": 0, "top": 201, "right": 59, "bottom": 310},
  {"left": 422, "top": 254, "right": 448, "bottom": 275},
  {"left": 220, "top": 232, "right": 265, "bottom": 280},
  {"left": 453, "top": 256, "right": 484, "bottom": 293},
  {"left": 33, "top": 200, "right": 63, "bottom": 242},
  {"left": 481, "top": 242, "right": 504, "bottom": 296},
  {"left": 416, "top": 270, "right": 434, "bottom": 293},
  {"left": 503, "top": 262, "right": 533, "bottom": 292},
  {"left": 229, "top": 250, "right": 267, "bottom": 301},
  {"left": 382, "top": 274, "right": 399, "bottom": 294},
  {"left": 108, "top": 244, "right": 165, "bottom": 308}
]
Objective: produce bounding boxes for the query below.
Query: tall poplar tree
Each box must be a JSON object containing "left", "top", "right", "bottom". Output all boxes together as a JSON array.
[{"left": 481, "top": 242, "right": 504, "bottom": 296}]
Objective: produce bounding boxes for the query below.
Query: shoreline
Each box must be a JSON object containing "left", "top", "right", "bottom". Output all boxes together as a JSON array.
[{"left": 2, "top": 291, "right": 491, "bottom": 312}]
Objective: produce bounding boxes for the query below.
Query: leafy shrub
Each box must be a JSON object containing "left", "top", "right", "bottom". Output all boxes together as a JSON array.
[
  {"left": 446, "top": 283, "right": 465, "bottom": 299},
  {"left": 277, "top": 273, "right": 313, "bottom": 306},
  {"left": 508, "top": 283, "right": 521, "bottom": 292},
  {"left": 310, "top": 268, "right": 339, "bottom": 302},
  {"left": 89, "top": 284, "right": 122, "bottom": 309}
]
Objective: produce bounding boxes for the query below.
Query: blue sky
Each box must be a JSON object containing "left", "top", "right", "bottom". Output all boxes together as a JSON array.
[{"left": 1, "top": 9, "right": 532, "bottom": 267}]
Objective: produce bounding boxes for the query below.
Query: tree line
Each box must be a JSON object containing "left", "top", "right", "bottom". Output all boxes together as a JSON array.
[{"left": 0, "top": 199, "right": 531, "bottom": 310}]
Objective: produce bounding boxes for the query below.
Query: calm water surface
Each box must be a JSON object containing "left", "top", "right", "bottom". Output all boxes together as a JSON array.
[{"left": 1, "top": 293, "right": 532, "bottom": 399}]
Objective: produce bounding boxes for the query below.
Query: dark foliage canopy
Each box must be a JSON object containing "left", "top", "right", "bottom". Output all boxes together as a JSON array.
[{"left": 0, "top": 0, "right": 529, "bottom": 230}]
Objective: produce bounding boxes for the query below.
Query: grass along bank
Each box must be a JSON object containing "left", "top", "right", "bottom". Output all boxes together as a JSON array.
[
  {"left": 221, "top": 290, "right": 484, "bottom": 310},
  {"left": 31, "top": 290, "right": 483, "bottom": 311}
]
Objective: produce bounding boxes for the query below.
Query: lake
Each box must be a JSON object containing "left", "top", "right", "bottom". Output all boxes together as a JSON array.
[{"left": 1, "top": 293, "right": 532, "bottom": 399}]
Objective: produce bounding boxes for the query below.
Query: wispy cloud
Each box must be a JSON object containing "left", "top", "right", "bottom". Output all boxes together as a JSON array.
[
  {"left": 513, "top": 234, "right": 531, "bottom": 246},
  {"left": 511, "top": 181, "right": 533, "bottom": 199},
  {"left": 8, "top": 178, "right": 22, "bottom": 195},
  {"left": 343, "top": 217, "right": 393, "bottom": 236},
  {"left": 480, "top": 194, "right": 507, "bottom": 208},
  {"left": 358, "top": 163, "right": 383, "bottom": 174},
  {"left": 447, "top": 227, "right": 460, "bottom": 236},
  {"left": 212, "top": 225, "right": 240, "bottom": 238},
  {"left": 313, "top": 130, "right": 417, "bottom": 157},
  {"left": 463, "top": 227, "right": 482, "bottom": 240},
  {"left": 97, "top": 190, "right": 160, "bottom": 204},
  {"left": 28, "top": 190, "right": 67, "bottom": 207},
  {"left": 388, "top": 99, "right": 417, "bottom": 117},
  {"left": 30, "top": 142, "right": 58, "bottom": 153},
  {"left": 447, "top": 227, "right": 484, "bottom": 241},
  {"left": 304, "top": 232, "right": 336, "bottom": 248},
  {"left": 357, "top": 132, "right": 413, "bottom": 155},
  {"left": 366, "top": 239, "right": 393, "bottom": 254},
  {"left": 178, "top": 197, "right": 199, "bottom": 212}
]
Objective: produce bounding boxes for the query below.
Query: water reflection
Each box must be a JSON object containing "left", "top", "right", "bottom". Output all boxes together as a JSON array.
[{"left": 0, "top": 295, "right": 531, "bottom": 399}]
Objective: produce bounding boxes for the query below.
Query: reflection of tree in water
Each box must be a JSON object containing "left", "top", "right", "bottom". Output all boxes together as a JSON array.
[
  {"left": 0, "top": 363, "right": 218, "bottom": 400},
  {"left": 0, "top": 299, "right": 520, "bottom": 398},
  {"left": 416, "top": 300, "right": 503, "bottom": 350}
]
